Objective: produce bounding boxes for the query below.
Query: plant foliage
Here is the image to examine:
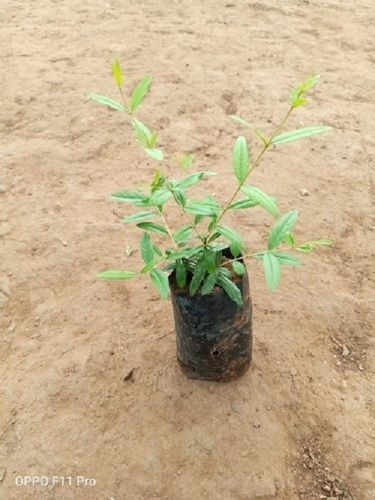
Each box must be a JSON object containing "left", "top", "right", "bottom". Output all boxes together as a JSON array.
[{"left": 88, "top": 62, "right": 332, "bottom": 303}]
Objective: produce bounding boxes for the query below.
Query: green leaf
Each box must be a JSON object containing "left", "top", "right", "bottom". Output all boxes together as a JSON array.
[
  {"left": 150, "top": 169, "right": 164, "bottom": 191},
  {"left": 283, "top": 232, "right": 295, "bottom": 247},
  {"left": 271, "top": 252, "right": 303, "bottom": 266},
  {"left": 173, "top": 189, "right": 187, "bottom": 207},
  {"left": 86, "top": 93, "right": 125, "bottom": 112},
  {"left": 97, "top": 270, "right": 136, "bottom": 280},
  {"left": 179, "top": 153, "right": 195, "bottom": 170},
  {"left": 132, "top": 119, "right": 153, "bottom": 147},
  {"left": 111, "top": 191, "right": 149, "bottom": 207},
  {"left": 230, "top": 241, "right": 242, "bottom": 258},
  {"left": 146, "top": 189, "right": 172, "bottom": 207},
  {"left": 241, "top": 185, "right": 279, "bottom": 218},
  {"left": 129, "top": 75, "right": 152, "bottom": 113},
  {"left": 262, "top": 252, "right": 281, "bottom": 291},
  {"left": 175, "top": 171, "right": 216, "bottom": 190},
  {"left": 217, "top": 275, "right": 243, "bottom": 306},
  {"left": 166, "top": 246, "right": 203, "bottom": 261},
  {"left": 232, "top": 261, "right": 246, "bottom": 275},
  {"left": 122, "top": 211, "right": 156, "bottom": 223},
  {"left": 140, "top": 258, "right": 159, "bottom": 274},
  {"left": 201, "top": 272, "right": 217, "bottom": 295},
  {"left": 296, "top": 239, "right": 333, "bottom": 253},
  {"left": 137, "top": 222, "right": 168, "bottom": 235},
  {"left": 268, "top": 210, "right": 299, "bottom": 250},
  {"left": 145, "top": 148, "right": 163, "bottom": 161},
  {"left": 173, "top": 225, "right": 192, "bottom": 245},
  {"left": 229, "top": 198, "right": 258, "bottom": 210},
  {"left": 189, "top": 258, "right": 207, "bottom": 296},
  {"left": 140, "top": 232, "right": 154, "bottom": 264},
  {"left": 111, "top": 58, "right": 123, "bottom": 88},
  {"left": 230, "top": 115, "right": 268, "bottom": 144},
  {"left": 204, "top": 248, "right": 217, "bottom": 274},
  {"left": 175, "top": 260, "right": 186, "bottom": 288},
  {"left": 185, "top": 197, "right": 220, "bottom": 217},
  {"left": 233, "top": 136, "right": 250, "bottom": 184},
  {"left": 289, "top": 74, "right": 321, "bottom": 108},
  {"left": 215, "top": 225, "right": 245, "bottom": 250},
  {"left": 150, "top": 268, "right": 170, "bottom": 299},
  {"left": 272, "top": 126, "right": 331, "bottom": 145}
]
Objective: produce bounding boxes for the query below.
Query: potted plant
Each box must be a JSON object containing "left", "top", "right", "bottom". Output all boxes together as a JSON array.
[{"left": 87, "top": 60, "right": 332, "bottom": 381}]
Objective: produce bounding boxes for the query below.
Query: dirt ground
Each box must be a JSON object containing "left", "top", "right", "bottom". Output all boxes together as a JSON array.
[{"left": 1, "top": 0, "right": 374, "bottom": 498}]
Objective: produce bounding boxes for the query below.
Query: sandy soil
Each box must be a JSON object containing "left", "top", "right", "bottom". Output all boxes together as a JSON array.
[{"left": 1, "top": 0, "right": 374, "bottom": 498}]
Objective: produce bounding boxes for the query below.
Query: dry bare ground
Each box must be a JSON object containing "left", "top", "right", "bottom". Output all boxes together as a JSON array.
[{"left": 0, "top": 0, "right": 374, "bottom": 499}]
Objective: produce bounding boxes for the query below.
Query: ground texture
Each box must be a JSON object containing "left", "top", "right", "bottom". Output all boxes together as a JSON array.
[{"left": 0, "top": 0, "right": 374, "bottom": 498}]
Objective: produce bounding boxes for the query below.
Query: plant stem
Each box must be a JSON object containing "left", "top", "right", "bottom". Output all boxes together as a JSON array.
[
  {"left": 205, "top": 106, "right": 294, "bottom": 244},
  {"left": 158, "top": 208, "right": 178, "bottom": 249}
]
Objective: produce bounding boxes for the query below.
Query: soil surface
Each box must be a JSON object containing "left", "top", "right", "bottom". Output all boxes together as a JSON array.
[{"left": 1, "top": 0, "right": 374, "bottom": 499}]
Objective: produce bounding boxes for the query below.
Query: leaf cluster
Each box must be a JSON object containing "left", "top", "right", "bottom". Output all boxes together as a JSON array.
[{"left": 89, "top": 61, "right": 333, "bottom": 304}]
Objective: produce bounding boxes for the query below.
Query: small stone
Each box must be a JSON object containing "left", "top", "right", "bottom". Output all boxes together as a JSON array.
[
  {"left": 124, "top": 244, "right": 133, "bottom": 257},
  {"left": 0, "top": 223, "right": 11, "bottom": 237},
  {"left": 358, "top": 364, "right": 364, "bottom": 371},
  {"left": 0, "top": 466, "right": 6, "bottom": 482},
  {"left": 341, "top": 345, "right": 350, "bottom": 356},
  {"left": 59, "top": 239, "right": 68, "bottom": 246},
  {"left": 123, "top": 369, "right": 134, "bottom": 382},
  {"left": 0, "top": 277, "right": 11, "bottom": 297},
  {"left": 252, "top": 421, "right": 261, "bottom": 428},
  {"left": 300, "top": 188, "right": 310, "bottom": 196}
]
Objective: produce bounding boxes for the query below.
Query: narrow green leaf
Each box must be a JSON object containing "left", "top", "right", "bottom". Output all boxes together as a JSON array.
[
  {"left": 140, "top": 258, "right": 159, "bottom": 274},
  {"left": 111, "top": 58, "right": 123, "bottom": 88},
  {"left": 242, "top": 185, "right": 279, "bottom": 218},
  {"left": 215, "top": 225, "right": 245, "bottom": 250},
  {"left": 204, "top": 248, "right": 217, "bottom": 274},
  {"left": 150, "top": 268, "right": 170, "bottom": 299},
  {"left": 146, "top": 189, "right": 172, "bottom": 207},
  {"left": 296, "top": 238, "right": 333, "bottom": 253},
  {"left": 268, "top": 210, "right": 299, "bottom": 250},
  {"left": 232, "top": 261, "right": 246, "bottom": 275},
  {"left": 233, "top": 136, "right": 250, "bottom": 184},
  {"left": 289, "top": 74, "right": 321, "bottom": 108},
  {"left": 122, "top": 211, "right": 156, "bottom": 223},
  {"left": 132, "top": 118, "right": 153, "bottom": 147},
  {"left": 217, "top": 275, "right": 243, "bottom": 306},
  {"left": 189, "top": 259, "right": 206, "bottom": 296},
  {"left": 97, "top": 270, "right": 136, "bottom": 280},
  {"left": 175, "top": 260, "right": 186, "bottom": 288},
  {"left": 86, "top": 93, "right": 125, "bottom": 112},
  {"left": 272, "top": 126, "right": 331, "bottom": 145},
  {"left": 175, "top": 171, "right": 216, "bottom": 190},
  {"left": 271, "top": 252, "right": 303, "bottom": 266},
  {"left": 179, "top": 153, "right": 195, "bottom": 170},
  {"left": 230, "top": 241, "right": 242, "bottom": 258},
  {"left": 137, "top": 222, "right": 168, "bottom": 235},
  {"left": 262, "top": 252, "right": 281, "bottom": 291},
  {"left": 186, "top": 197, "right": 220, "bottom": 217},
  {"left": 145, "top": 148, "right": 163, "bottom": 161},
  {"left": 166, "top": 246, "right": 203, "bottom": 261},
  {"left": 173, "top": 189, "right": 187, "bottom": 207},
  {"left": 111, "top": 191, "right": 149, "bottom": 207},
  {"left": 201, "top": 272, "right": 217, "bottom": 295},
  {"left": 129, "top": 75, "right": 152, "bottom": 113},
  {"left": 140, "top": 232, "right": 154, "bottom": 264},
  {"left": 229, "top": 198, "right": 258, "bottom": 210},
  {"left": 230, "top": 115, "right": 268, "bottom": 144},
  {"left": 173, "top": 225, "right": 192, "bottom": 245}
]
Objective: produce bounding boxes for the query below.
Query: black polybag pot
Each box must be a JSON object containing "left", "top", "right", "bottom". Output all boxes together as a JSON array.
[{"left": 169, "top": 264, "right": 253, "bottom": 382}]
